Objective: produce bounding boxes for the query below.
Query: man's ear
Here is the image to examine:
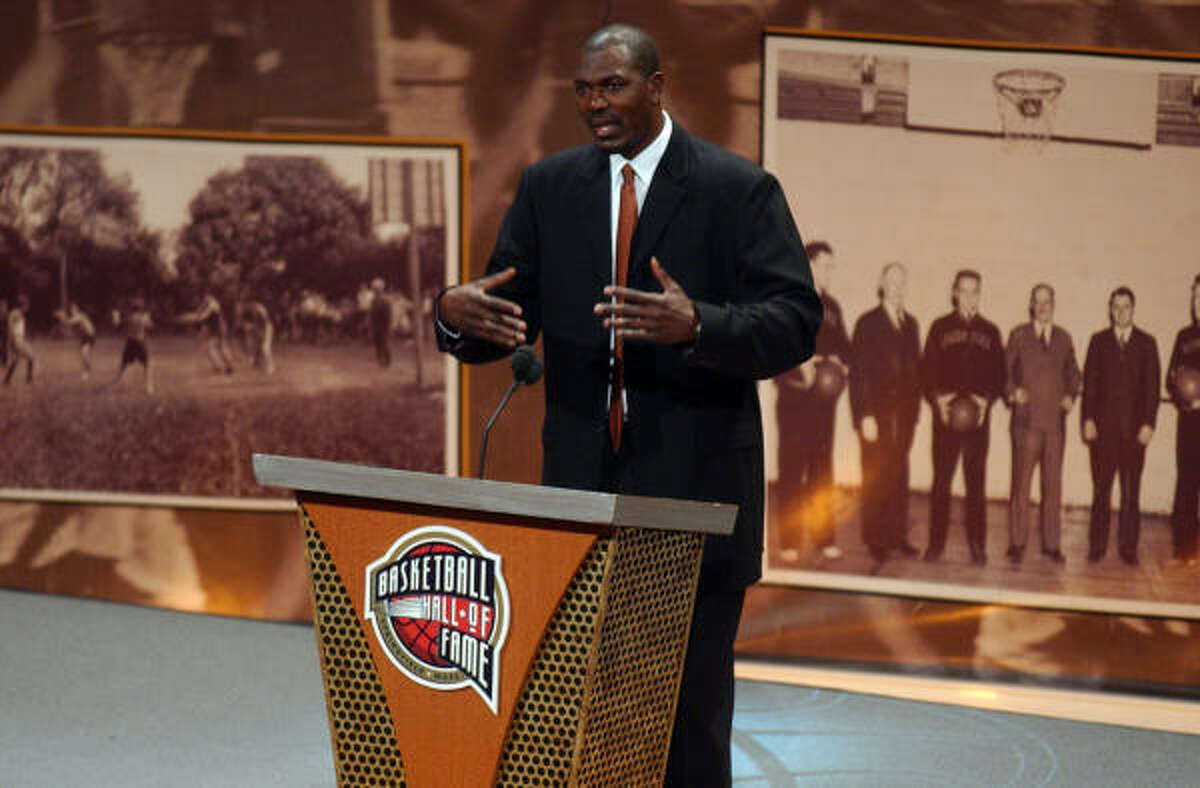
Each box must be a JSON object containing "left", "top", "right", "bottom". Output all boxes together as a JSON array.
[{"left": 648, "top": 71, "right": 665, "bottom": 104}]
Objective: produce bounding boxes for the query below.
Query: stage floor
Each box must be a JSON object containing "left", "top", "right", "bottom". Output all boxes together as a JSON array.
[{"left": 3, "top": 589, "right": 1196, "bottom": 787}]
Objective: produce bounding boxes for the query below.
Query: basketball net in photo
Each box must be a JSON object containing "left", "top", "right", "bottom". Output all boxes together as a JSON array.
[
  {"left": 993, "top": 69, "right": 1065, "bottom": 153},
  {"left": 98, "top": 33, "right": 210, "bottom": 127}
]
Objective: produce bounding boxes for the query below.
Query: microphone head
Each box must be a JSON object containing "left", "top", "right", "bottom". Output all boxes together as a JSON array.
[{"left": 511, "top": 344, "right": 544, "bottom": 385}]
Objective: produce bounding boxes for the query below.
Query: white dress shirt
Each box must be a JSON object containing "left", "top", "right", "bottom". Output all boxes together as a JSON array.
[{"left": 605, "top": 111, "right": 673, "bottom": 415}]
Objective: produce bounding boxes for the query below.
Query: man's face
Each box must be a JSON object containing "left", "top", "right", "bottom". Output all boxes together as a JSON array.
[
  {"left": 1110, "top": 293, "right": 1134, "bottom": 330},
  {"left": 954, "top": 276, "right": 981, "bottom": 318},
  {"left": 812, "top": 252, "right": 835, "bottom": 292},
  {"left": 1031, "top": 287, "right": 1054, "bottom": 324},
  {"left": 574, "top": 45, "right": 664, "bottom": 159},
  {"left": 880, "top": 265, "right": 906, "bottom": 305}
]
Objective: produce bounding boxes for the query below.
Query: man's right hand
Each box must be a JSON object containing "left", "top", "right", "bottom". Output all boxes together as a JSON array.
[
  {"left": 437, "top": 267, "right": 526, "bottom": 348},
  {"left": 1082, "top": 418, "right": 1098, "bottom": 443},
  {"left": 935, "top": 393, "right": 955, "bottom": 425},
  {"left": 860, "top": 416, "right": 879, "bottom": 443},
  {"left": 795, "top": 358, "right": 818, "bottom": 389}
]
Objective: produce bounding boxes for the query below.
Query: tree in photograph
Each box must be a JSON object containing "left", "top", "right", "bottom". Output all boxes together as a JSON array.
[
  {"left": 175, "top": 156, "right": 372, "bottom": 317},
  {"left": 0, "top": 146, "right": 157, "bottom": 321}
]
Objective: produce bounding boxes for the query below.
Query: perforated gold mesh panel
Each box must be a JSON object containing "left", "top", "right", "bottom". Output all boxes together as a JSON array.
[
  {"left": 572, "top": 529, "right": 703, "bottom": 785},
  {"left": 302, "top": 509, "right": 407, "bottom": 786},
  {"left": 494, "top": 537, "right": 612, "bottom": 786}
]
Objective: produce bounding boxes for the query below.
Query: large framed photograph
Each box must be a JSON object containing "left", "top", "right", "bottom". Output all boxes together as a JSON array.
[
  {"left": 760, "top": 31, "right": 1200, "bottom": 618},
  {"left": 0, "top": 127, "right": 463, "bottom": 505}
]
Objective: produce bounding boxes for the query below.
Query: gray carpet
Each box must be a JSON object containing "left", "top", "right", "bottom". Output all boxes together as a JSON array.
[{"left": 3, "top": 590, "right": 1196, "bottom": 787}]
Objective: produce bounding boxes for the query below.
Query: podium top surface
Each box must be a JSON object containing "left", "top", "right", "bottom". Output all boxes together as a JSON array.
[{"left": 252, "top": 454, "right": 736, "bottom": 536}]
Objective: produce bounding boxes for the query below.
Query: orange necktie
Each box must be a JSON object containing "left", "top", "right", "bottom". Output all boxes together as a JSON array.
[{"left": 609, "top": 163, "right": 637, "bottom": 452}]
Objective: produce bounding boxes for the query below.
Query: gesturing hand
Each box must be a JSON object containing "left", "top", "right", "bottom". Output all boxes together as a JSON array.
[
  {"left": 594, "top": 258, "right": 699, "bottom": 345},
  {"left": 437, "top": 267, "right": 526, "bottom": 348}
]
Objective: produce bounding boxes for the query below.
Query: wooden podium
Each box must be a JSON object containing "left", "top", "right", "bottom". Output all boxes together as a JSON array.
[{"left": 253, "top": 454, "right": 736, "bottom": 786}]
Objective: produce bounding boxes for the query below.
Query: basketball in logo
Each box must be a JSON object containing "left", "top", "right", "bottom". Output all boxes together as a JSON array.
[
  {"left": 387, "top": 542, "right": 475, "bottom": 666},
  {"left": 365, "top": 526, "right": 510, "bottom": 714}
]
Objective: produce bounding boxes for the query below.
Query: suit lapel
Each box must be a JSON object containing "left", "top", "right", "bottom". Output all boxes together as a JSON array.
[
  {"left": 571, "top": 147, "right": 613, "bottom": 294},
  {"left": 630, "top": 127, "right": 688, "bottom": 287}
]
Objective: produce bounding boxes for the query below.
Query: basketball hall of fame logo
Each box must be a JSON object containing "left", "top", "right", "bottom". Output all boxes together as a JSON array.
[{"left": 365, "top": 526, "right": 510, "bottom": 713}]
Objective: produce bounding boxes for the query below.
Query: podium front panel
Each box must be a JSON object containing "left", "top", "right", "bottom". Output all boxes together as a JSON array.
[{"left": 297, "top": 495, "right": 703, "bottom": 786}]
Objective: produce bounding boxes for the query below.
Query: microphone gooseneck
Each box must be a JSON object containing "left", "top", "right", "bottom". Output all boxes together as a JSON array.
[{"left": 477, "top": 345, "right": 543, "bottom": 479}]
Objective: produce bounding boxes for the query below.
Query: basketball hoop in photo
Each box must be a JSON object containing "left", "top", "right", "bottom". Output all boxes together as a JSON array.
[
  {"left": 993, "top": 68, "right": 1066, "bottom": 151},
  {"left": 92, "top": 0, "right": 215, "bottom": 126}
]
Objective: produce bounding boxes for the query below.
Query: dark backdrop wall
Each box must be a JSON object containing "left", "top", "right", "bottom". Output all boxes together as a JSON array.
[{"left": 2, "top": 0, "right": 1198, "bottom": 694}]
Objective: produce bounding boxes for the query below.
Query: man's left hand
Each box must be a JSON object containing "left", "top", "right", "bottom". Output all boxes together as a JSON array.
[
  {"left": 594, "top": 257, "right": 698, "bottom": 345},
  {"left": 1137, "top": 424, "right": 1154, "bottom": 446},
  {"left": 970, "top": 394, "right": 989, "bottom": 428}
]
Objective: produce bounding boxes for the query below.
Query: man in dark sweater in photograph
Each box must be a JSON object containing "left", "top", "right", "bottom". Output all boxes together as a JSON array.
[{"left": 921, "top": 269, "right": 1006, "bottom": 564}]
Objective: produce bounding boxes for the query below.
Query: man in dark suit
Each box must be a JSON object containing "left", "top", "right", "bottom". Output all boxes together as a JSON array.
[
  {"left": 921, "top": 269, "right": 1006, "bottom": 565},
  {"left": 774, "top": 240, "right": 851, "bottom": 563},
  {"left": 1082, "top": 286, "right": 1160, "bottom": 565},
  {"left": 433, "top": 24, "right": 820, "bottom": 787},
  {"left": 849, "top": 262, "right": 922, "bottom": 562},
  {"left": 1004, "top": 283, "right": 1081, "bottom": 565},
  {"left": 1166, "top": 274, "right": 1200, "bottom": 567}
]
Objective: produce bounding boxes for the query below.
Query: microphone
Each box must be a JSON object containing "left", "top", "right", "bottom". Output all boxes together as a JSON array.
[
  {"left": 477, "top": 345, "right": 543, "bottom": 479},
  {"left": 510, "top": 343, "right": 544, "bottom": 386}
]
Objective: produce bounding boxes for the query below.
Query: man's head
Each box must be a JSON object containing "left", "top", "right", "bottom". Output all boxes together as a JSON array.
[
  {"left": 878, "top": 261, "right": 907, "bottom": 307},
  {"left": 952, "top": 269, "right": 982, "bottom": 319},
  {"left": 1109, "top": 286, "right": 1135, "bottom": 330},
  {"left": 1029, "top": 283, "right": 1055, "bottom": 325},
  {"left": 805, "top": 241, "right": 834, "bottom": 292},
  {"left": 575, "top": 24, "right": 665, "bottom": 159}
]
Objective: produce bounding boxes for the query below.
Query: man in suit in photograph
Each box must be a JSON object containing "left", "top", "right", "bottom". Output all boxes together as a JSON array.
[
  {"left": 1004, "top": 283, "right": 1081, "bottom": 565},
  {"left": 849, "top": 262, "right": 922, "bottom": 562},
  {"left": 1081, "top": 286, "right": 1161, "bottom": 566},
  {"left": 1166, "top": 274, "right": 1200, "bottom": 567},
  {"left": 921, "top": 269, "right": 1006, "bottom": 565},
  {"left": 774, "top": 240, "right": 851, "bottom": 563},
  {"left": 433, "top": 23, "right": 821, "bottom": 787}
]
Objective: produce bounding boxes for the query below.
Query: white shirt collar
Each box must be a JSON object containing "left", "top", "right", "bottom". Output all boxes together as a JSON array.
[{"left": 609, "top": 110, "right": 672, "bottom": 200}]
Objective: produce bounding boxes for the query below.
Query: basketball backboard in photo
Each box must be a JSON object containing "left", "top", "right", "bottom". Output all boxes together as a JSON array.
[{"left": 907, "top": 54, "right": 1158, "bottom": 148}]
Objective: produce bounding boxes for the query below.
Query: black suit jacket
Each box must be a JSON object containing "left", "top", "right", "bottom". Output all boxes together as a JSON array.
[
  {"left": 440, "top": 124, "right": 821, "bottom": 589},
  {"left": 1082, "top": 326, "right": 1160, "bottom": 441},
  {"left": 849, "top": 305, "right": 921, "bottom": 446}
]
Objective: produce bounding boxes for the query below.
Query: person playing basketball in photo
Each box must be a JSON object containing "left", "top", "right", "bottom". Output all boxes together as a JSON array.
[
  {"left": 56, "top": 302, "right": 97, "bottom": 380},
  {"left": 176, "top": 292, "right": 234, "bottom": 375},
  {"left": 239, "top": 299, "right": 275, "bottom": 374},
  {"left": 4, "top": 294, "right": 35, "bottom": 385},
  {"left": 114, "top": 298, "right": 154, "bottom": 394}
]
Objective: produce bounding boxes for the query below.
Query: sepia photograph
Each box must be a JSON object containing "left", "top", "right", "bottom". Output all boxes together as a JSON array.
[
  {"left": 0, "top": 128, "right": 463, "bottom": 501},
  {"left": 760, "top": 31, "right": 1200, "bottom": 617}
]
